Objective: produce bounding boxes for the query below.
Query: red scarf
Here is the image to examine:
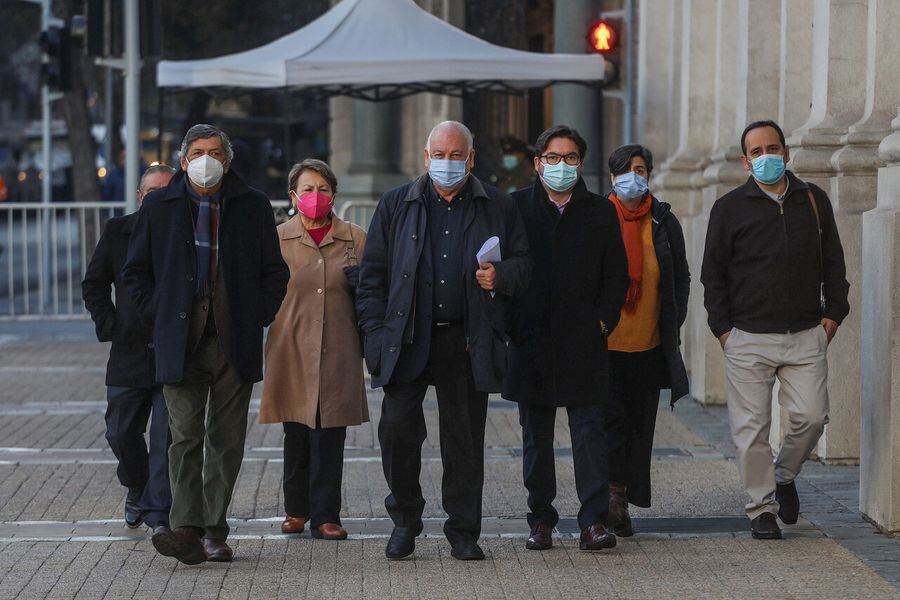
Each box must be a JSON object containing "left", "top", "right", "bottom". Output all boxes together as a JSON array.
[{"left": 609, "top": 193, "right": 651, "bottom": 312}]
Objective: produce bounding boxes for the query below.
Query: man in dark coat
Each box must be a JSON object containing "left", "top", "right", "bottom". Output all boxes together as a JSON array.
[
  {"left": 503, "top": 125, "right": 629, "bottom": 552},
  {"left": 82, "top": 164, "right": 175, "bottom": 532},
  {"left": 123, "top": 124, "right": 289, "bottom": 564},
  {"left": 702, "top": 120, "right": 849, "bottom": 540},
  {"left": 357, "top": 121, "right": 532, "bottom": 561}
]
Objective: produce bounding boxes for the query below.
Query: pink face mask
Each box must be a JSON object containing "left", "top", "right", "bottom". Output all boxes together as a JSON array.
[{"left": 293, "top": 191, "right": 333, "bottom": 220}]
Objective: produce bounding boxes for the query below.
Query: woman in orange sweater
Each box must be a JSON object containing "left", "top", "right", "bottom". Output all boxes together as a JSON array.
[{"left": 604, "top": 144, "right": 691, "bottom": 537}]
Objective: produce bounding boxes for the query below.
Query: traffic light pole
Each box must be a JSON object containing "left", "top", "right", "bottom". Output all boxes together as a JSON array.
[{"left": 124, "top": 0, "right": 140, "bottom": 215}]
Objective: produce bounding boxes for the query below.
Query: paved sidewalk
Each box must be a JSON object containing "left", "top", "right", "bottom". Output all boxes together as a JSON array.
[{"left": 0, "top": 322, "right": 898, "bottom": 599}]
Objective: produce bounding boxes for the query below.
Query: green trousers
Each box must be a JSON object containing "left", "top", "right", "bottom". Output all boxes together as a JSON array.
[{"left": 163, "top": 333, "right": 252, "bottom": 540}]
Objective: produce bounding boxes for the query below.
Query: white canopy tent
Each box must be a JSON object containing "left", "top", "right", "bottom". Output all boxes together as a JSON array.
[{"left": 157, "top": 0, "right": 606, "bottom": 97}]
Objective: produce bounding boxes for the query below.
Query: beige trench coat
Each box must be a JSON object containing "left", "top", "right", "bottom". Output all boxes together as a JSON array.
[{"left": 259, "top": 214, "right": 369, "bottom": 428}]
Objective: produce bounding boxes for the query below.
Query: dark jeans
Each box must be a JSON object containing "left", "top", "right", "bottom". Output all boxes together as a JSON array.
[
  {"left": 606, "top": 348, "right": 664, "bottom": 508},
  {"left": 519, "top": 403, "right": 609, "bottom": 530},
  {"left": 283, "top": 421, "right": 347, "bottom": 527},
  {"left": 105, "top": 385, "right": 171, "bottom": 527},
  {"left": 380, "top": 324, "right": 488, "bottom": 545}
]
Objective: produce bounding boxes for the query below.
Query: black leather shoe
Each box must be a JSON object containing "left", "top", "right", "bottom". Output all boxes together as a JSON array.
[
  {"left": 776, "top": 480, "right": 800, "bottom": 525},
  {"left": 152, "top": 526, "right": 208, "bottom": 565},
  {"left": 750, "top": 512, "right": 783, "bottom": 540},
  {"left": 525, "top": 523, "right": 553, "bottom": 550},
  {"left": 385, "top": 522, "right": 423, "bottom": 560},
  {"left": 450, "top": 540, "right": 485, "bottom": 561},
  {"left": 124, "top": 489, "right": 144, "bottom": 529}
]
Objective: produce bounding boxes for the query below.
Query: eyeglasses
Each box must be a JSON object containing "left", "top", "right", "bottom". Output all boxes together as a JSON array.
[{"left": 540, "top": 153, "right": 581, "bottom": 166}]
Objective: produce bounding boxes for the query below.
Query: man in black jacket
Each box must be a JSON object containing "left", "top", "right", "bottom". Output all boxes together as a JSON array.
[
  {"left": 701, "top": 120, "right": 850, "bottom": 540},
  {"left": 82, "top": 164, "right": 175, "bottom": 532},
  {"left": 123, "top": 124, "right": 289, "bottom": 564},
  {"left": 503, "top": 126, "right": 629, "bottom": 552},
  {"left": 357, "top": 121, "right": 531, "bottom": 561}
]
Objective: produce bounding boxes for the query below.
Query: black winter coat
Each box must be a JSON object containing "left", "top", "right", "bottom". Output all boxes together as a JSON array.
[
  {"left": 82, "top": 213, "right": 155, "bottom": 388},
  {"left": 502, "top": 180, "right": 629, "bottom": 407},
  {"left": 356, "top": 174, "right": 532, "bottom": 392},
  {"left": 702, "top": 172, "right": 849, "bottom": 338},
  {"left": 122, "top": 170, "right": 289, "bottom": 384},
  {"left": 645, "top": 196, "right": 691, "bottom": 404}
]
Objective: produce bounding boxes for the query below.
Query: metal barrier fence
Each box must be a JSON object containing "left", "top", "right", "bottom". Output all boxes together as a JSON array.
[
  {"left": 1, "top": 202, "right": 127, "bottom": 319},
  {"left": 0, "top": 198, "right": 380, "bottom": 320},
  {"left": 337, "top": 200, "right": 378, "bottom": 232}
]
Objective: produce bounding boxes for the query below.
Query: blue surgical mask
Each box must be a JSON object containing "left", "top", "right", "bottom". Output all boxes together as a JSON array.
[
  {"left": 429, "top": 158, "right": 469, "bottom": 189},
  {"left": 502, "top": 155, "right": 520, "bottom": 171},
  {"left": 750, "top": 154, "right": 786, "bottom": 185},
  {"left": 541, "top": 162, "right": 579, "bottom": 192},
  {"left": 613, "top": 170, "right": 649, "bottom": 200}
]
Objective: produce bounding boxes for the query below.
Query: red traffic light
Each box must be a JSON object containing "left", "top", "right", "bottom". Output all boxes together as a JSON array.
[{"left": 588, "top": 20, "right": 618, "bottom": 54}]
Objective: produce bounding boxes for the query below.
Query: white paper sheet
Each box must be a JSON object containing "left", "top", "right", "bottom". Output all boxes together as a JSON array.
[{"left": 476, "top": 236, "right": 501, "bottom": 297}]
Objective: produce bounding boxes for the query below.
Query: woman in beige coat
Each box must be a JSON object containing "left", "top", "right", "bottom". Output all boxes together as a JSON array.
[{"left": 260, "top": 159, "right": 368, "bottom": 540}]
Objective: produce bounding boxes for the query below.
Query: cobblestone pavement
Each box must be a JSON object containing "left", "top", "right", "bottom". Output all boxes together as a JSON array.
[{"left": 0, "top": 322, "right": 898, "bottom": 599}]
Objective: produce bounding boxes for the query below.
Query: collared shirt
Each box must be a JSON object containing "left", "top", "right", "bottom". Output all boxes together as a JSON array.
[
  {"left": 427, "top": 179, "right": 469, "bottom": 323},
  {"left": 547, "top": 193, "right": 572, "bottom": 215},
  {"left": 760, "top": 176, "right": 790, "bottom": 204}
]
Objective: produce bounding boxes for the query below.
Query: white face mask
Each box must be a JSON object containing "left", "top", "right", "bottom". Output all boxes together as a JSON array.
[{"left": 187, "top": 154, "right": 224, "bottom": 189}]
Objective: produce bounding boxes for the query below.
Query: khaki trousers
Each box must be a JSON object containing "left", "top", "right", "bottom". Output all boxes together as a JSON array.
[{"left": 723, "top": 326, "right": 829, "bottom": 520}]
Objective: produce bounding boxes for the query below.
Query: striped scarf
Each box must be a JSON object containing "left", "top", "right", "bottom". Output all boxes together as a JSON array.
[{"left": 193, "top": 194, "right": 220, "bottom": 297}]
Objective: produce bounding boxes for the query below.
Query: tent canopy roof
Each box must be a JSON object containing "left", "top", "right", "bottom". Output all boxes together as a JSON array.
[{"left": 157, "top": 0, "right": 605, "bottom": 97}]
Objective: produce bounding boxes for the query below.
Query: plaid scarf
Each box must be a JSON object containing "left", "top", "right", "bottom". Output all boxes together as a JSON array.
[{"left": 193, "top": 193, "right": 220, "bottom": 297}]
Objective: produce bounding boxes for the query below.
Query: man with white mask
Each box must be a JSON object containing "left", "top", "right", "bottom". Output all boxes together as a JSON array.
[
  {"left": 124, "top": 124, "right": 289, "bottom": 564},
  {"left": 702, "top": 120, "right": 849, "bottom": 540},
  {"left": 357, "top": 120, "right": 531, "bottom": 561}
]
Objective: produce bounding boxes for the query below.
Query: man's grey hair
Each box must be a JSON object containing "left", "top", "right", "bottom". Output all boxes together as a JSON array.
[
  {"left": 179, "top": 124, "right": 234, "bottom": 162},
  {"left": 138, "top": 163, "right": 175, "bottom": 192},
  {"left": 425, "top": 121, "right": 474, "bottom": 154}
]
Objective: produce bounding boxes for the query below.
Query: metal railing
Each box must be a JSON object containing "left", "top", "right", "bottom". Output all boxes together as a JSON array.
[
  {"left": 337, "top": 200, "right": 379, "bottom": 231},
  {"left": 0, "top": 202, "right": 127, "bottom": 319},
  {"left": 0, "top": 198, "right": 381, "bottom": 320}
]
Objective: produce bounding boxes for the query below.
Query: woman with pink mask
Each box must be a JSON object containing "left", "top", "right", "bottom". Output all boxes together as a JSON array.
[{"left": 260, "top": 159, "right": 368, "bottom": 540}]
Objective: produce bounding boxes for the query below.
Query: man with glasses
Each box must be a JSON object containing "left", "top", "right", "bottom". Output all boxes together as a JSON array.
[
  {"left": 503, "top": 125, "right": 629, "bottom": 552},
  {"left": 83, "top": 163, "right": 176, "bottom": 533},
  {"left": 357, "top": 121, "right": 532, "bottom": 561}
]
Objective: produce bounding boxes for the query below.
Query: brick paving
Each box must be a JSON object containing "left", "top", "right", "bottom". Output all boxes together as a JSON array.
[{"left": 0, "top": 321, "right": 897, "bottom": 599}]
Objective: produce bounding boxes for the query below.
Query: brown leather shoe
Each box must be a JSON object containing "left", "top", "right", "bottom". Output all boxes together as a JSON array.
[
  {"left": 151, "top": 526, "right": 207, "bottom": 565},
  {"left": 281, "top": 516, "right": 306, "bottom": 534},
  {"left": 579, "top": 522, "right": 617, "bottom": 551},
  {"left": 202, "top": 538, "right": 234, "bottom": 562},
  {"left": 608, "top": 482, "right": 634, "bottom": 537},
  {"left": 311, "top": 523, "right": 348, "bottom": 540},
  {"left": 525, "top": 523, "right": 553, "bottom": 550}
]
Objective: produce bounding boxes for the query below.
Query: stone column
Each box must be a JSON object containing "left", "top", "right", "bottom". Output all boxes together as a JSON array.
[
  {"left": 552, "top": 0, "right": 603, "bottom": 191},
  {"left": 338, "top": 100, "right": 409, "bottom": 206},
  {"left": 636, "top": 0, "right": 675, "bottom": 177},
  {"left": 648, "top": 0, "right": 717, "bottom": 403},
  {"left": 860, "top": 108, "right": 900, "bottom": 533},
  {"left": 790, "top": 0, "right": 871, "bottom": 463}
]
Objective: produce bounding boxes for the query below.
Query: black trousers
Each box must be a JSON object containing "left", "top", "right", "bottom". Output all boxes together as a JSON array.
[
  {"left": 380, "top": 325, "right": 488, "bottom": 545},
  {"left": 105, "top": 385, "right": 171, "bottom": 527},
  {"left": 518, "top": 403, "right": 609, "bottom": 530},
  {"left": 282, "top": 421, "right": 347, "bottom": 527},
  {"left": 606, "top": 348, "right": 664, "bottom": 508}
]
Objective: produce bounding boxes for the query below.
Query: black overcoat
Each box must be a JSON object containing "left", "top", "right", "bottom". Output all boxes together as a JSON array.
[
  {"left": 647, "top": 196, "right": 691, "bottom": 404},
  {"left": 356, "top": 174, "right": 532, "bottom": 392},
  {"left": 502, "top": 179, "right": 629, "bottom": 407},
  {"left": 122, "top": 170, "right": 289, "bottom": 384},
  {"left": 81, "top": 212, "right": 155, "bottom": 388}
]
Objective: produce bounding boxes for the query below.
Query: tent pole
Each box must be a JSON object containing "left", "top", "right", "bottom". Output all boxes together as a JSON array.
[{"left": 283, "top": 87, "right": 291, "bottom": 177}]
